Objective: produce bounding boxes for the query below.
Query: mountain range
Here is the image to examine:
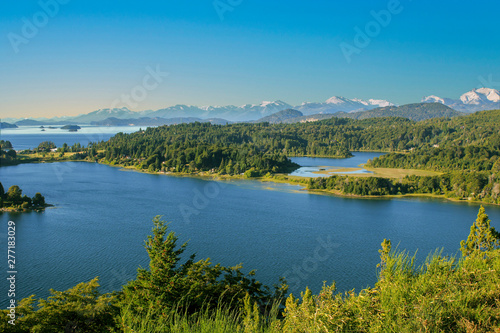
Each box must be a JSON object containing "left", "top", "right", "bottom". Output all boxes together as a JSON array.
[
  {"left": 422, "top": 88, "right": 500, "bottom": 113},
  {"left": 252, "top": 103, "right": 461, "bottom": 124},
  {"left": 3, "top": 88, "right": 499, "bottom": 125}
]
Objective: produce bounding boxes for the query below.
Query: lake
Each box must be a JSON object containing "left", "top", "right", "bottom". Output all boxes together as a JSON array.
[
  {"left": 2, "top": 156, "right": 500, "bottom": 308},
  {"left": 1, "top": 126, "right": 143, "bottom": 150}
]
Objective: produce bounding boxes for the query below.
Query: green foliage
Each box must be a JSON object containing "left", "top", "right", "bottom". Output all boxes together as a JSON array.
[
  {"left": 0, "top": 182, "right": 47, "bottom": 210},
  {"left": 94, "top": 121, "right": 354, "bottom": 175},
  {"left": 32, "top": 193, "right": 45, "bottom": 207},
  {"left": 6, "top": 185, "right": 22, "bottom": 204},
  {"left": 307, "top": 171, "right": 500, "bottom": 204},
  {"left": 0, "top": 140, "right": 13, "bottom": 149},
  {"left": 281, "top": 209, "right": 500, "bottom": 332},
  {"left": 117, "top": 299, "right": 282, "bottom": 333},
  {"left": 0, "top": 140, "right": 18, "bottom": 165},
  {"left": 460, "top": 206, "right": 500, "bottom": 257},
  {"left": 244, "top": 168, "right": 260, "bottom": 178},
  {"left": 37, "top": 141, "right": 56, "bottom": 152},
  {"left": 120, "top": 216, "right": 285, "bottom": 325},
  {"left": 5, "top": 207, "right": 500, "bottom": 332},
  {"left": 0, "top": 278, "right": 118, "bottom": 333}
]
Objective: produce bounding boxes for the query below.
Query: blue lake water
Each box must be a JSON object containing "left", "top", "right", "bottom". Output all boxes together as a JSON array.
[
  {"left": 1, "top": 126, "right": 142, "bottom": 150},
  {"left": 1, "top": 157, "right": 500, "bottom": 308},
  {"left": 290, "top": 152, "right": 384, "bottom": 177}
]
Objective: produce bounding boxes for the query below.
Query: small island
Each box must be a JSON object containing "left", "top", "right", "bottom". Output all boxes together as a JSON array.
[
  {"left": 61, "top": 125, "right": 81, "bottom": 132},
  {"left": 0, "top": 182, "right": 50, "bottom": 212}
]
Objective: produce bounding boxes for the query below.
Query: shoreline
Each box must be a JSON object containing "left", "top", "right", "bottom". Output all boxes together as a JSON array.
[
  {"left": 0, "top": 204, "right": 53, "bottom": 213},
  {"left": 4, "top": 158, "right": 498, "bottom": 207},
  {"left": 102, "top": 161, "right": 499, "bottom": 207}
]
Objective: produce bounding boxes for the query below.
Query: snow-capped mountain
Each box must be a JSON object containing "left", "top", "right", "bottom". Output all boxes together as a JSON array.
[
  {"left": 422, "top": 88, "right": 500, "bottom": 113},
  {"left": 295, "top": 96, "right": 394, "bottom": 115},
  {"left": 147, "top": 101, "right": 293, "bottom": 121},
  {"left": 13, "top": 89, "right": 499, "bottom": 125},
  {"left": 69, "top": 107, "right": 150, "bottom": 123},
  {"left": 147, "top": 105, "right": 208, "bottom": 119},
  {"left": 6, "top": 97, "right": 396, "bottom": 124},
  {"left": 460, "top": 88, "right": 500, "bottom": 104}
]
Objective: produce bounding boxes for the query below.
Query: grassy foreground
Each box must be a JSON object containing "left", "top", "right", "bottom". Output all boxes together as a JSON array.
[{"left": 2, "top": 207, "right": 500, "bottom": 332}]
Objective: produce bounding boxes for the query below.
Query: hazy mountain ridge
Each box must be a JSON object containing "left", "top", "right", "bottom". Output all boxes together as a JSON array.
[
  {"left": 8, "top": 88, "right": 499, "bottom": 126},
  {"left": 253, "top": 109, "right": 304, "bottom": 124},
  {"left": 335, "top": 103, "right": 462, "bottom": 121},
  {"left": 0, "top": 122, "right": 18, "bottom": 129},
  {"left": 257, "top": 103, "right": 463, "bottom": 124},
  {"left": 90, "top": 117, "right": 231, "bottom": 127},
  {"left": 7, "top": 97, "right": 390, "bottom": 125}
]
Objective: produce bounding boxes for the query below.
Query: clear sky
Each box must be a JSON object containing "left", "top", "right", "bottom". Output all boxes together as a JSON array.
[{"left": 1, "top": 0, "right": 499, "bottom": 119}]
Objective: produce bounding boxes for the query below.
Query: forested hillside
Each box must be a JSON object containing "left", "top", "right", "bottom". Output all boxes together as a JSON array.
[
  {"left": 335, "top": 102, "right": 462, "bottom": 121},
  {"left": 362, "top": 110, "right": 500, "bottom": 203},
  {"left": 93, "top": 121, "right": 353, "bottom": 175}
]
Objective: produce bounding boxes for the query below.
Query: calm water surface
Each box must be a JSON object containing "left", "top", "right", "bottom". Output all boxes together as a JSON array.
[
  {"left": 1, "top": 126, "right": 142, "bottom": 150},
  {"left": 1, "top": 156, "right": 499, "bottom": 308},
  {"left": 290, "top": 152, "right": 384, "bottom": 177}
]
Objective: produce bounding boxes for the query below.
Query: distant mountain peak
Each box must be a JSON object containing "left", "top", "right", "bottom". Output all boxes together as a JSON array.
[
  {"left": 367, "top": 99, "right": 393, "bottom": 107},
  {"left": 422, "top": 88, "right": 500, "bottom": 113},
  {"left": 460, "top": 88, "right": 500, "bottom": 104},
  {"left": 325, "top": 96, "right": 351, "bottom": 104}
]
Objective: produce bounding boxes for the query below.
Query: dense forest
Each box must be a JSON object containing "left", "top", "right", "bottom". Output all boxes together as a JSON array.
[
  {"left": 92, "top": 121, "right": 353, "bottom": 175},
  {"left": 2, "top": 207, "right": 499, "bottom": 332},
  {"left": 307, "top": 171, "right": 500, "bottom": 204},
  {"left": 93, "top": 109, "right": 500, "bottom": 169},
  {"left": 334, "top": 102, "right": 462, "bottom": 121},
  {"left": 362, "top": 110, "right": 500, "bottom": 203}
]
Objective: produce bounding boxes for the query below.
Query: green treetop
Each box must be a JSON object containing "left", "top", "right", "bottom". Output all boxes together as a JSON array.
[{"left": 460, "top": 206, "right": 500, "bottom": 256}]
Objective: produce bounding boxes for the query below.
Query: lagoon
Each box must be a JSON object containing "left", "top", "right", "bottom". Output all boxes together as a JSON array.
[{"left": 290, "top": 152, "right": 384, "bottom": 177}]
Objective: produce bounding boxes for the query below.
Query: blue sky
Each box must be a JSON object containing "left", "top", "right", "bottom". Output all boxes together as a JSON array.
[{"left": 1, "top": 0, "right": 499, "bottom": 118}]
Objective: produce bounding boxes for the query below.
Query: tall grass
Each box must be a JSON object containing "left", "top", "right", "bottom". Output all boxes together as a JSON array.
[
  {"left": 282, "top": 248, "right": 500, "bottom": 332},
  {"left": 116, "top": 297, "right": 283, "bottom": 333},
  {"left": 115, "top": 249, "right": 500, "bottom": 332}
]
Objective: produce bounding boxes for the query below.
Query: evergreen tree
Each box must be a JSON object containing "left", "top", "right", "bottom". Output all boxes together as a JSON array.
[
  {"left": 121, "top": 216, "right": 284, "bottom": 319},
  {"left": 460, "top": 206, "right": 500, "bottom": 256}
]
